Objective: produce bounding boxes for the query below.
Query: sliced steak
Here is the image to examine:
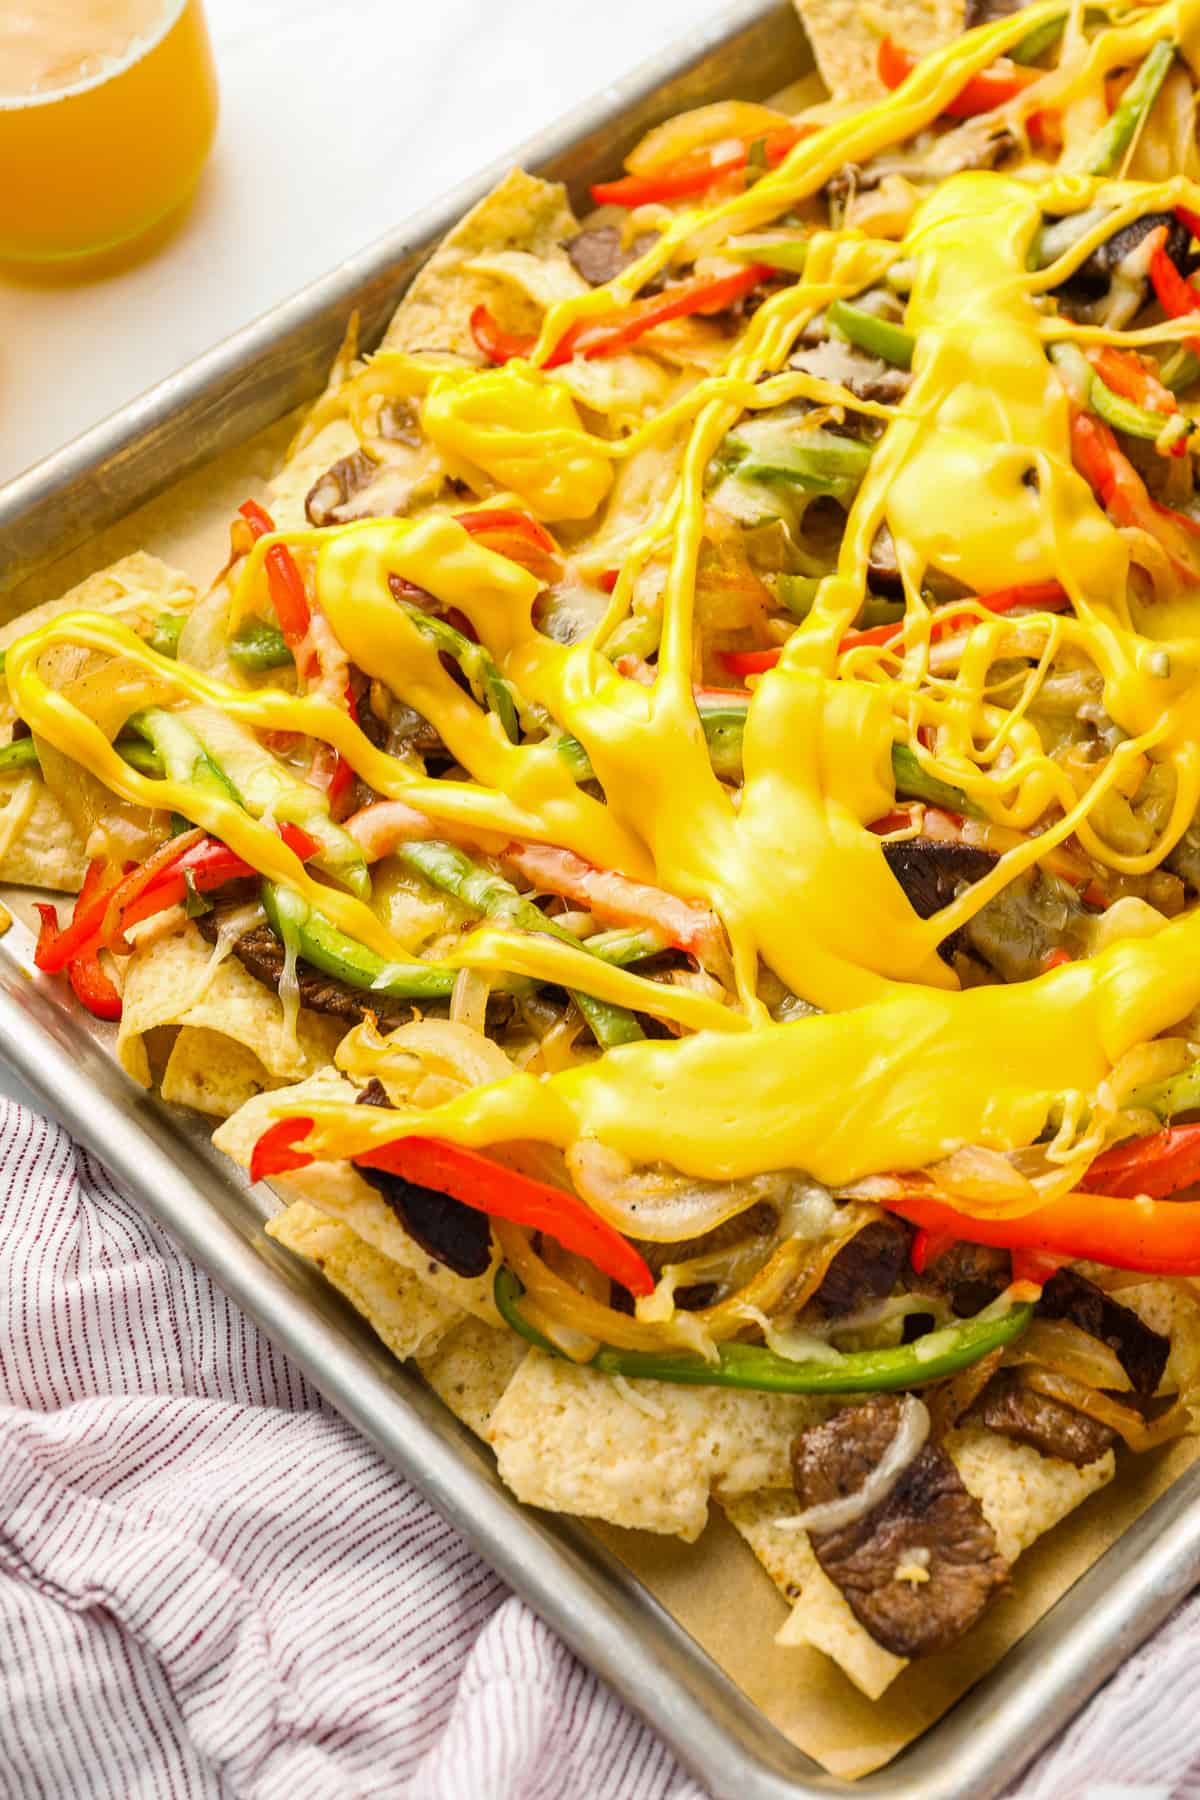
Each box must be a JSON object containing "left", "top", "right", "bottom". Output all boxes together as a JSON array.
[
  {"left": 196, "top": 914, "right": 419, "bottom": 1030},
  {"left": 965, "top": 0, "right": 1031, "bottom": 24},
  {"left": 566, "top": 226, "right": 663, "bottom": 290},
  {"left": 790, "top": 335, "right": 912, "bottom": 405},
  {"left": 883, "top": 838, "right": 996, "bottom": 925},
  {"left": 355, "top": 1079, "right": 492, "bottom": 1278},
  {"left": 306, "top": 450, "right": 377, "bottom": 526},
  {"left": 915, "top": 1241, "right": 1012, "bottom": 1317},
  {"left": 810, "top": 1215, "right": 911, "bottom": 1318},
  {"left": 792, "top": 1395, "right": 1009, "bottom": 1658},
  {"left": 1054, "top": 212, "right": 1195, "bottom": 310},
  {"left": 977, "top": 1370, "right": 1115, "bottom": 1467},
  {"left": 1036, "top": 1267, "right": 1168, "bottom": 1396}
]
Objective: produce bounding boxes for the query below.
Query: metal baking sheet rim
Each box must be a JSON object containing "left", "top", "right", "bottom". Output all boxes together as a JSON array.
[{"left": 2, "top": 3, "right": 1200, "bottom": 1792}]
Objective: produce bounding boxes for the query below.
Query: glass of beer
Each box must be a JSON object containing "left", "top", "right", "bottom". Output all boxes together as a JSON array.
[{"left": 0, "top": 2, "right": 218, "bottom": 264}]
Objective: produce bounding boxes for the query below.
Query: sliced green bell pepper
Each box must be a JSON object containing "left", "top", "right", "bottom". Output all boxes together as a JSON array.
[
  {"left": 147, "top": 613, "right": 184, "bottom": 658},
  {"left": 127, "top": 708, "right": 244, "bottom": 808},
  {"left": 494, "top": 1267, "right": 1032, "bottom": 1392},
  {"left": 1084, "top": 37, "right": 1174, "bottom": 177},
  {"left": 261, "top": 881, "right": 456, "bottom": 1001},
  {"left": 228, "top": 618, "right": 294, "bottom": 672},
  {"left": 403, "top": 608, "right": 520, "bottom": 744},
  {"left": 827, "top": 299, "right": 915, "bottom": 371},
  {"left": 396, "top": 839, "right": 644, "bottom": 1049}
]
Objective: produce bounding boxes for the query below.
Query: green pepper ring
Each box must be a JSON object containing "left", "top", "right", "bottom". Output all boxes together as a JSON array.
[{"left": 493, "top": 1265, "right": 1032, "bottom": 1393}]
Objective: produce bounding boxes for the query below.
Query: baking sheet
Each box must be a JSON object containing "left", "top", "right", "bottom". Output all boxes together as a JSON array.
[{"left": 5, "top": 3, "right": 1200, "bottom": 1792}]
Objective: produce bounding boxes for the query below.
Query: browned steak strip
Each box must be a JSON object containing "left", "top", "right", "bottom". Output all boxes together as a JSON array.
[
  {"left": 914, "top": 1241, "right": 1012, "bottom": 1317},
  {"left": 1036, "top": 1268, "right": 1168, "bottom": 1397},
  {"left": 306, "top": 450, "right": 377, "bottom": 526},
  {"left": 195, "top": 913, "right": 419, "bottom": 1030},
  {"left": 792, "top": 1395, "right": 1009, "bottom": 1658},
  {"left": 965, "top": 0, "right": 1031, "bottom": 24},
  {"left": 882, "top": 838, "right": 996, "bottom": 923},
  {"left": 977, "top": 1370, "right": 1115, "bottom": 1466},
  {"left": 810, "top": 1215, "right": 911, "bottom": 1318},
  {"left": 567, "top": 226, "right": 664, "bottom": 290},
  {"left": 354, "top": 1079, "right": 492, "bottom": 1277}
]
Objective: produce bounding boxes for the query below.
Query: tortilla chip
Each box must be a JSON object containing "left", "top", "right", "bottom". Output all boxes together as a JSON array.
[
  {"left": 793, "top": 0, "right": 966, "bottom": 102},
  {"left": 379, "top": 168, "right": 579, "bottom": 360},
  {"left": 0, "top": 552, "right": 196, "bottom": 893},
  {"left": 160, "top": 1026, "right": 284, "bottom": 1118},
  {"left": 0, "top": 548, "right": 194, "bottom": 663},
  {"left": 724, "top": 1490, "right": 907, "bottom": 1699},
  {"left": 118, "top": 925, "right": 343, "bottom": 1090},
  {"left": 274, "top": 1158, "right": 503, "bottom": 1327},
  {"left": 212, "top": 1068, "right": 356, "bottom": 1161},
  {"left": 417, "top": 1313, "right": 528, "bottom": 1438},
  {"left": 486, "top": 1350, "right": 831, "bottom": 1541},
  {"left": 266, "top": 1198, "right": 460, "bottom": 1361},
  {"left": 946, "top": 1419, "right": 1115, "bottom": 1563},
  {"left": 268, "top": 418, "right": 364, "bottom": 532},
  {"left": 724, "top": 1422, "right": 1114, "bottom": 1697},
  {"left": 214, "top": 1072, "right": 505, "bottom": 1325},
  {"left": 0, "top": 774, "right": 89, "bottom": 893}
]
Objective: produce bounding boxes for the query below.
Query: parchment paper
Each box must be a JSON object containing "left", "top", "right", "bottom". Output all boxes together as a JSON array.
[{"left": 7, "top": 410, "right": 1200, "bottom": 1782}]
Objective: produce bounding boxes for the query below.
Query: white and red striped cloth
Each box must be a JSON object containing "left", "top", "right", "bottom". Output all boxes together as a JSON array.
[{"left": 0, "top": 1095, "right": 1194, "bottom": 1799}]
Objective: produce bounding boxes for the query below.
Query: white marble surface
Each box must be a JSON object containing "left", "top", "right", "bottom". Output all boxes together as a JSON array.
[{"left": 0, "top": 0, "right": 706, "bottom": 485}]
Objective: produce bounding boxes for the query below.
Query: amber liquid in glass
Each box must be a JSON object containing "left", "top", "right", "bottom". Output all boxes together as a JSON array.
[{"left": 0, "top": 1, "right": 218, "bottom": 263}]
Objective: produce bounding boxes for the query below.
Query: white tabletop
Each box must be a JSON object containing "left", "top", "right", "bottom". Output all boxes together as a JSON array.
[{"left": 0, "top": 0, "right": 703, "bottom": 486}]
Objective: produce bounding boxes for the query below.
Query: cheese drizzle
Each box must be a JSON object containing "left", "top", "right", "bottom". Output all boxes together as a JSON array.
[{"left": 12, "top": 0, "right": 1200, "bottom": 1203}]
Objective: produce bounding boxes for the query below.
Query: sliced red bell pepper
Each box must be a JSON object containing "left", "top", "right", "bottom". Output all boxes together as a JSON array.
[
  {"left": 36, "top": 822, "right": 321, "bottom": 970},
  {"left": 250, "top": 1121, "right": 656, "bottom": 1296},
  {"left": 1148, "top": 226, "right": 1200, "bottom": 356},
  {"left": 472, "top": 264, "right": 770, "bottom": 369},
  {"left": 877, "top": 36, "right": 1042, "bottom": 118},
  {"left": 1070, "top": 409, "right": 1200, "bottom": 584},
  {"left": 719, "top": 582, "right": 1071, "bottom": 674},
  {"left": 238, "top": 499, "right": 313, "bottom": 659},
  {"left": 1086, "top": 346, "right": 1177, "bottom": 416},
  {"left": 880, "top": 1180, "right": 1200, "bottom": 1275},
  {"left": 591, "top": 125, "right": 806, "bottom": 208},
  {"left": 1085, "top": 1123, "right": 1200, "bottom": 1199},
  {"left": 1177, "top": 205, "right": 1200, "bottom": 243},
  {"left": 469, "top": 304, "right": 537, "bottom": 365},
  {"left": 1041, "top": 947, "right": 1073, "bottom": 971},
  {"left": 34, "top": 829, "right": 205, "bottom": 972},
  {"left": 455, "top": 508, "right": 561, "bottom": 581},
  {"left": 36, "top": 859, "right": 125, "bottom": 1021},
  {"left": 250, "top": 1118, "right": 316, "bottom": 1180},
  {"left": 720, "top": 646, "right": 781, "bottom": 676},
  {"left": 67, "top": 947, "right": 123, "bottom": 1021},
  {"left": 117, "top": 821, "right": 321, "bottom": 935}
]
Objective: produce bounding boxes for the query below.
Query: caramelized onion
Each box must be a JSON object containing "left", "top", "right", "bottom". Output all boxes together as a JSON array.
[
  {"left": 1022, "top": 1366, "right": 1193, "bottom": 1452},
  {"left": 566, "top": 1138, "right": 809, "bottom": 1244}
]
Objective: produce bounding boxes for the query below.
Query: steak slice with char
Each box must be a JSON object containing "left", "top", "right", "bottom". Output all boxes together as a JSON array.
[
  {"left": 978, "top": 1370, "right": 1115, "bottom": 1466},
  {"left": 196, "top": 914, "right": 419, "bottom": 1030},
  {"left": 810, "top": 1215, "right": 911, "bottom": 1318},
  {"left": 1036, "top": 1267, "right": 1168, "bottom": 1397},
  {"left": 354, "top": 1078, "right": 492, "bottom": 1277},
  {"left": 882, "top": 838, "right": 996, "bottom": 923},
  {"left": 792, "top": 1394, "right": 1009, "bottom": 1658},
  {"left": 914, "top": 1240, "right": 1012, "bottom": 1317}
]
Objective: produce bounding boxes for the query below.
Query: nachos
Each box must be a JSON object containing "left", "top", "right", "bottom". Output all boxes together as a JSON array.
[{"left": 9, "top": 0, "right": 1200, "bottom": 1697}]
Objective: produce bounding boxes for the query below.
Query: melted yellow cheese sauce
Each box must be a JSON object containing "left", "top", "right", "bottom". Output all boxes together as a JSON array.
[{"left": 14, "top": 0, "right": 1200, "bottom": 1203}]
